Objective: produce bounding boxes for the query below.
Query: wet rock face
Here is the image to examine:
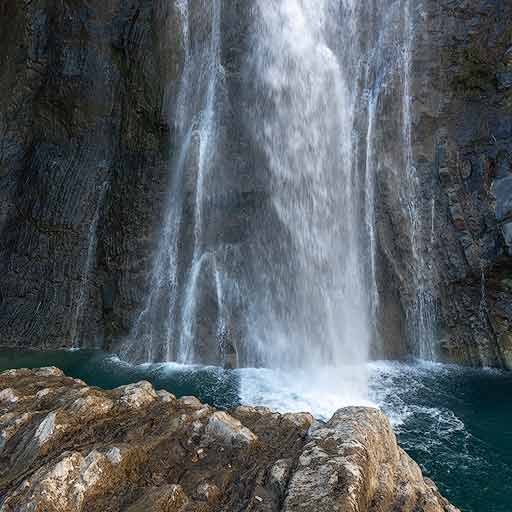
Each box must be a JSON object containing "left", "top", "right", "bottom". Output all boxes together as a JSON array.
[
  {"left": 373, "top": 0, "right": 512, "bottom": 367},
  {"left": 0, "top": 0, "right": 259, "bottom": 361},
  {"left": 409, "top": 0, "right": 512, "bottom": 367},
  {"left": 0, "top": 368, "right": 459, "bottom": 512}
]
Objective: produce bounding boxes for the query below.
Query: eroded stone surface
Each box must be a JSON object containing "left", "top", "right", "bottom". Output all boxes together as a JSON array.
[
  {"left": 284, "top": 408, "right": 459, "bottom": 512},
  {"left": 116, "top": 381, "right": 158, "bottom": 409},
  {"left": 202, "top": 411, "right": 258, "bottom": 448},
  {"left": 0, "top": 369, "right": 459, "bottom": 512}
]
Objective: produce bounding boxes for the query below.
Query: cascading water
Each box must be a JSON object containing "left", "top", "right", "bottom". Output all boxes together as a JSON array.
[
  {"left": 401, "top": 0, "right": 437, "bottom": 361},
  {"left": 120, "top": 0, "right": 439, "bottom": 391},
  {"left": 71, "top": 181, "right": 108, "bottom": 348},
  {"left": 121, "top": 0, "right": 225, "bottom": 363},
  {"left": 365, "top": 91, "right": 379, "bottom": 329},
  {"left": 244, "top": 0, "right": 439, "bottom": 370},
  {"left": 244, "top": 0, "right": 373, "bottom": 400},
  {"left": 176, "top": 0, "right": 224, "bottom": 364}
]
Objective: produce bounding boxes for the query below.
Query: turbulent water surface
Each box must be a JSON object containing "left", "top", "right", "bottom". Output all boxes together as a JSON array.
[{"left": 1, "top": 350, "right": 511, "bottom": 512}]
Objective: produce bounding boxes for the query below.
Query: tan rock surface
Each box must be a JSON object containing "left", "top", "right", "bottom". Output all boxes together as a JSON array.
[{"left": 0, "top": 368, "right": 459, "bottom": 512}]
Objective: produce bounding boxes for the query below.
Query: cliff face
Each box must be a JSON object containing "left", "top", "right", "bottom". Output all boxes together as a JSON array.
[
  {"left": 0, "top": 1, "right": 254, "bottom": 359},
  {"left": 411, "top": 0, "right": 512, "bottom": 367},
  {"left": 0, "top": 0, "right": 511, "bottom": 368},
  {"left": 0, "top": 0, "right": 181, "bottom": 349},
  {"left": 370, "top": 0, "right": 512, "bottom": 368},
  {"left": 0, "top": 368, "right": 459, "bottom": 511}
]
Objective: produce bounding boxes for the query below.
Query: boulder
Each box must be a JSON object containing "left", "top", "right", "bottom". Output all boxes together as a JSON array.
[
  {"left": 284, "top": 407, "right": 459, "bottom": 512},
  {"left": 202, "top": 411, "right": 257, "bottom": 448}
]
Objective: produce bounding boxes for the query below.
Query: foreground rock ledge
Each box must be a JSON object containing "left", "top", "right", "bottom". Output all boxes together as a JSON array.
[{"left": 0, "top": 368, "right": 459, "bottom": 512}]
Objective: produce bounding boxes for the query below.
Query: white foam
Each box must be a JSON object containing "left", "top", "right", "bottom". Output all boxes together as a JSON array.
[
  {"left": 367, "top": 361, "right": 469, "bottom": 439},
  {"left": 105, "top": 356, "right": 220, "bottom": 375},
  {"left": 236, "top": 365, "right": 373, "bottom": 421}
]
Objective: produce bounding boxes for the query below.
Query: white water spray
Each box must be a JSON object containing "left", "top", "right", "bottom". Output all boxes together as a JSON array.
[
  {"left": 246, "top": 0, "right": 372, "bottom": 400},
  {"left": 123, "top": 0, "right": 224, "bottom": 363},
  {"left": 401, "top": 0, "right": 437, "bottom": 361}
]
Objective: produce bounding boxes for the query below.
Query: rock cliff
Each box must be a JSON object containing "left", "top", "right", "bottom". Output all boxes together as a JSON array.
[
  {"left": 1, "top": 0, "right": 511, "bottom": 368},
  {"left": 0, "top": 0, "right": 256, "bottom": 361},
  {"left": 0, "top": 368, "right": 459, "bottom": 512},
  {"left": 0, "top": 0, "right": 181, "bottom": 350},
  {"left": 364, "top": 0, "right": 512, "bottom": 368},
  {"left": 409, "top": 0, "right": 512, "bottom": 367}
]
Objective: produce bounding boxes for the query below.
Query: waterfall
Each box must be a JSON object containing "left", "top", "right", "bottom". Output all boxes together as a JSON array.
[
  {"left": 176, "top": 0, "right": 223, "bottom": 364},
  {"left": 119, "top": 0, "right": 438, "bottom": 383},
  {"left": 243, "top": 0, "right": 372, "bottom": 399},
  {"left": 121, "top": 0, "right": 225, "bottom": 363},
  {"left": 365, "top": 92, "right": 379, "bottom": 327},
  {"left": 71, "top": 181, "right": 108, "bottom": 348}
]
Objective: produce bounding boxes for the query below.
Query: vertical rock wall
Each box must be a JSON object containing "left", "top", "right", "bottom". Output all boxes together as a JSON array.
[
  {"left": 374, "top": 0, "right": 512, "bottom": 368},
  {"left": 0, "top": 0, "right": 259, "bottom": 358},
  {"left": 0, "top": 0, "right": 182, "bottom": 349},
  {"left": 410, "top": 0, "right": 512, "bottom": 367}
]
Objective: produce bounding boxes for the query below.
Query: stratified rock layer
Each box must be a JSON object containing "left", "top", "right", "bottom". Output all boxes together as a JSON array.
[
  {"left": 0, "top": 368, "right": 459, "bottom": 512},
  {"left": 0, "top": 0, "right": 180, "bottom": 350}
]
